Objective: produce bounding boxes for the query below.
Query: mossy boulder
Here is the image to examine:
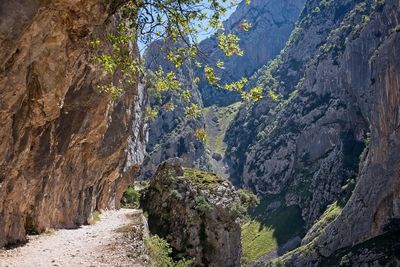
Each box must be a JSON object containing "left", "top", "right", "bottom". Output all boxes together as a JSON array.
[{"left": 142, "top": 158, "right": 242, "bottom": 267}]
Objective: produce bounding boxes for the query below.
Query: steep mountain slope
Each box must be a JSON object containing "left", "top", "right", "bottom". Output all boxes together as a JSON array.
[
  {"left": 289, "top": 0, "right": 400, "bottom": 263},
  {"left": 0, "top": 0, "right": 147, "bottom": 247},
  {"left": 199, "top": 0, "right": 306, "bottom": 106},
  {"left": 138, "top": 0, "right": 306, "bottom": 180},
  {"left": 138, "top": 40, "right": 208, "bottom": 180},
  {"left": 224, "top": 0, "right": 400, "bottom": 264},
  {"left": 226, "top": 0, "right": 371, "bottom": 223}
]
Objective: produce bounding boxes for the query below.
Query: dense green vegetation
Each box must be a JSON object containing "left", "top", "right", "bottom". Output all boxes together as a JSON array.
[
  {"left": 121, "top": 185, "right": 141, "bottom": 208},
  {"left": 241, "top": 196, "right": 305, "bottom": 264},
  {"left": 299, "top": 200, "right": 343, "bottom": 247},
  {"left": 194, "top": 196, "right": 214, "bottom": 213},
  {"left": 237, "top": 189, "right": 260, "bottom": 209},
  {"left": 144, "top": 235, "right": 192, "bottom": 267},
  {"left": 182, "top": 168, "right": 225, "bottom": 189},
  {"left": 204, "top": 102, "right": 241, "bottom": 154}
]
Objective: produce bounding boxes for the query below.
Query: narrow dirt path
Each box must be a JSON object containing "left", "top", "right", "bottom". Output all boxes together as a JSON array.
[{"left": 0, "top": 209, "right": 148, "bottom": 267}]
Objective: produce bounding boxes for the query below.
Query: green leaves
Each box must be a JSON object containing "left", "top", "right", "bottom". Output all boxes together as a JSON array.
[
  {"left": 91, "top": 22, "right": 141, "bottom": 101},
  {"left": 241, "top": 20, "right": 252, "bottom": 32},
  {"left": 97, "top": 84, "right": 123, "bottom": 101},
  {"left": 180, "top": 90, "right": 191, "bottom": 102},
  {"left": 93, "top": 0, "right": 263, "bottom": 120},
  {"left": 268, "top": 89, "right": 281, "bottom": 102},
  {"left": 154, "top": 68, "right": 182, "bottom": 94},
  {"left": 96, "top": 54, "right": 117, "bottom": 75},
  {"left": 144, "top": 235, "right": 193, "bottom": 267},
  {"left": 146, "top": 105, "right": 159, "bottom": 122},
  {"left": 216, "top": 60, "right": 225, "bottom": 69},
  {"left": 204, "top": 65, "right": 221, "bottom": 85},
  {"left": 184, "top": 103, "right": 202, "bottom": 119},
  {"left": 217, "top": 33, "right": 244, "bottom": 57},
  {"left": 241, "top": 85, "right": 263, "bottom": 102},
  {"left": 224, "top": 77, "right": 248, "bottom": 92}
]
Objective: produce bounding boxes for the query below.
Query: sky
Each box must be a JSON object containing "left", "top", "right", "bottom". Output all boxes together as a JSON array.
[{"left": 137, "top": 1, "right": 238, "bottom": 53}]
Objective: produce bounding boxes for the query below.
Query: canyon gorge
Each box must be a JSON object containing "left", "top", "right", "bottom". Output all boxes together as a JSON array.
[{"left": 0, "top": 0, "right": 400, "bottom": 266}]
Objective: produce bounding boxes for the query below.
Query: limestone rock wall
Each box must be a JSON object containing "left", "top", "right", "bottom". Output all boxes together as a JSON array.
[
  {"left": 224, "top": 0, "right": 400, "bottom": 263},
  {"left": 142, "top": 159, "right": 242, "bottom": 267},
  {"left": 227, "top": 0, "right": 381, "bottom": 223},
  {"left": 198, "top": 0, "right": 306, "bottom": 106},
  {"left": 138, "top": 0, "right": 307, "bottom": 180},
  {"left": 138, "top": 40, "right": 209, "bottom": 180},
  {"left": 0, "top": 0, "right": 147, "bottom": 247},
  {"left": 305, "top": 0, "right": 400, "bottom": 260}
]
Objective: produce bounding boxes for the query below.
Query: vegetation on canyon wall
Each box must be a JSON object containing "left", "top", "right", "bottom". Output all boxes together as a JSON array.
[
  {"left": 1, "top": 0, "right": 400, "bottom": 266},
  {"left": 92, "top": 0, "right": 264, "bottom": 145}
]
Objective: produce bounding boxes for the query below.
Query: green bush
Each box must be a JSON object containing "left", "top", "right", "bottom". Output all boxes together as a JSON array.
[
  {"left": 144, "top": 235, "right": 192, "bottom": 267},
  {"left": 121, "top": 185, "right": 141, "bottom": 208},
  {"left": 194, "top": 196, "right": 213, "bottom": 213},
  {"left": 237, "top": 189, "right": 260, "bottom": 209},
  {"left": 170, "top": 189, "right": 183, "bottom": 200}
]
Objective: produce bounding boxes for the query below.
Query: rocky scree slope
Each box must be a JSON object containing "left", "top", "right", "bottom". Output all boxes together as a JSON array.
[
  {"left": 142, "top": 158, "right": 242, "bottom": 267},
  {"left": 0, "top": 0, "right": 147, "bottom": 247},
  {"left": 225, "top": 0, "right": 400, "bottom": 264}
]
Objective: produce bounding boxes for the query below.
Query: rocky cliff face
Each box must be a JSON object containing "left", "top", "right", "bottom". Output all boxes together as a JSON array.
[
  {"left": 226, "top": 0, "right": 373, "bottom": 224},
  {"left": 138, "top": 40, "right": 209, "bottom": 180},
  {"left": 290, "top": 0, "right": 400, "bottom": 263},
  {"left": 138, "top": 0, "right": 307, "bottom": 180},
  {"left": 142, "top": 158, "right": 242, "bottom": 267},
  {"left": 224, "top": 0, "right": 400, "bottom": 264},
  {"left": 198, "top": 0, "right": 306, "bottom": 106},
  {"left": 0, "top": 0, "right": 147, "bottom": 247}
]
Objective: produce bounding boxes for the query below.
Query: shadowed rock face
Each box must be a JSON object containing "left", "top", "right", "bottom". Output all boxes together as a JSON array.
[
  {"left": 142, "top": 158, "right": 242, "bottom": 267},
  {"left": 0, "top": 0, "right": 147, "bottom": 247},
  {"left": 307, "top": 0, "right": 400, "bottom": 260}
]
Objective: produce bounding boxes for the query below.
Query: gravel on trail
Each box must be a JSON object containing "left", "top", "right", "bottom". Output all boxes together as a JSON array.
[{"left": 0, "top": 209, "right": 148, "bottom": 267}]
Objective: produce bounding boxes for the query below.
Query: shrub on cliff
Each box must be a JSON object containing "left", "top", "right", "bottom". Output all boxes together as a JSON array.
[
  {"left": 237, "top": 188, "right": 260, "bottom": 209},
  {"left": 121, "top": 185, "right": 140, "bottom": 208},
  {"left": 194, "top": 196, "right": 213, "bottom": 214},
  {"left": 144, "top": 235, "right": 192, "bottom": 267}
]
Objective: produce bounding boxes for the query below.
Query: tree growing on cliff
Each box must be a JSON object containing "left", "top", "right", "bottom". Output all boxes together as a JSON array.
[{"left": 92, "top": 0, "right": 261, "bottom": 104}]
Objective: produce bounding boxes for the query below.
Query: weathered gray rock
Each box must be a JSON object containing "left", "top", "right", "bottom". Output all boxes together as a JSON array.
[
  {"left": 198, "top": 0, "right": 306, "bottom": 106},
  {"left": 139, "top": 0, "right": 307, "bottom": 181},
  {"left": 225, "top": 0, "right": 400, "bottom": 264},
  {"left": 142, "top": 158, "right": 242, "bottom": 267},
  {"left": 0, "top": 0, "right": 147, "bottom": 247},
  {"left": 138, "top": 40, "right": 210, "bottom": 180},
  {"left": 226, "top": 0, "right": 370, "bottom": 225},
  {"left": 306, "top": 0, "right": 400, "bottom": 261}
]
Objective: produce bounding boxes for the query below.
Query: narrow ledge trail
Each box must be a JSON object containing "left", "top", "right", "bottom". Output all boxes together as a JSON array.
[{"left": 0, "top": 209, "right": 148, "bottom": 267}]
